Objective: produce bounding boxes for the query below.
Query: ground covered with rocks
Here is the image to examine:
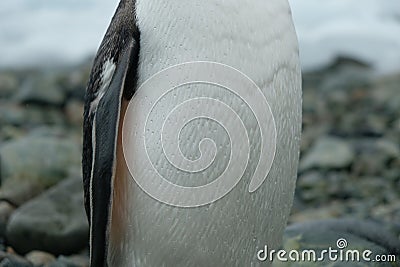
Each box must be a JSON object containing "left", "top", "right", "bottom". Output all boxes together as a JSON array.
[
  {"left": 291, "top": 58, "right": 400, "bottom": 224},
  {"left": 0, "top": 58, "right": 399, "bottom": 266}
]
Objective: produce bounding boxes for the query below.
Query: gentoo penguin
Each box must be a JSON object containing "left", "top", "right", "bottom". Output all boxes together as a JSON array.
[{"left": 82, "top": 0, "right": 301, "bottom": 266}]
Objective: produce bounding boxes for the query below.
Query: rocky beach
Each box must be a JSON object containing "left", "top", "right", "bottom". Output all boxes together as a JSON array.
[{"left": 0, "top": 57, "right": 399, "bottom": 266}]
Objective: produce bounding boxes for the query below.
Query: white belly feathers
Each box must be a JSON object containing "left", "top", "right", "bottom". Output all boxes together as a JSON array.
[{"left": 109, "top": 0, "right": 301, "bottom": 266}]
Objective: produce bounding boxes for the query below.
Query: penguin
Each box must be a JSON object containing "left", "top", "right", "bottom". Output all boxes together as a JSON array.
[{"left": 82, "top": 0, "right": 302, "bottom": 266}]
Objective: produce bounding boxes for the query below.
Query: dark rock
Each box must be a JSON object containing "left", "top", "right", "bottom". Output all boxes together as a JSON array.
[{"left": 6, "top": 177, "right": 88, "bottom": 255}]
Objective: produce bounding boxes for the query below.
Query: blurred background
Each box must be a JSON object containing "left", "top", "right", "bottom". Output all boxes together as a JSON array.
[{"left": 0, "top": 1, "right": 399, "bottom": 266}]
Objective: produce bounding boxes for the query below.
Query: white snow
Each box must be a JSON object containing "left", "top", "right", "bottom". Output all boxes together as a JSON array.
[{"left": 289, "top": 0, "right": 400, "bottom": 74}]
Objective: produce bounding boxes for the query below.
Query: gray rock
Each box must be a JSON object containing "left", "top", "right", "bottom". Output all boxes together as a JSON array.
[
  {"left": 300, "top": 137, "right": 355, "bottom": 171},
  {"left": 6, "top": 176, "right": 88, "bottom": 255},
  {"left": 14, "top": 76, "right": 66, "bottom": 106},
  {"left": 0, "top": 135, "right": 80, "bottom": 205},
  {"left": 274, "top": 219, "right": 400, "bottom": 266}
]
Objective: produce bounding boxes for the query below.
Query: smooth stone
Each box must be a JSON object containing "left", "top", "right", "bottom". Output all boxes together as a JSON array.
[
  {"left": 300, "top": 136, "right": 354, "bottom": 171},
  {"left": 0, "top": 135, "right": 80, "bottom": 205},
  {"left": 25, "top": 251, "right": 55, "bottom": 266},
  {"left": 274, "top": 219, "right": 400, "bottom": 266},
  {"left": 6, "top": 176, "right": 88, "bottom": 255}
]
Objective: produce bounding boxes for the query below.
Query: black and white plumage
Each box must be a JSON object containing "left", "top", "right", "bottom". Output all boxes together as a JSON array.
[
  {"left": 83, "top": 1, "right": 139, "bottom": 266},
  {"left": 83, "top": 0, "right": 301, "bottom": 266}
]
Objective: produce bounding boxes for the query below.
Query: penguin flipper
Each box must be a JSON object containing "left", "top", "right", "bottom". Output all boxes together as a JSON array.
[
  {"left": 82, "top": 1, "right": 139, "bottom": 265},
  {"left": 90, "top": 43, "right": 137, "bottom": 267}
]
